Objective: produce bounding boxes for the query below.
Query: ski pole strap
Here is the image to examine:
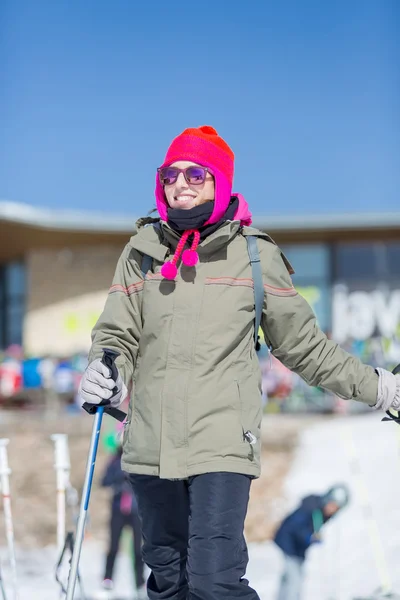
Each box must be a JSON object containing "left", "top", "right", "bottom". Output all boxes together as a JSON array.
[
  {"left": 81, "top": 401, "right": 126, "bottom": 422},
  {"left": 382, "top": 364, "right": 400, "bottom": 424},
  {"left": 246, "top": 235, "right": 263, "bottom": 350}
]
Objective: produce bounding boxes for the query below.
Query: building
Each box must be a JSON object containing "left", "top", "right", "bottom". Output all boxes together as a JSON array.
[{"left": 1, "top": 201, "right": 400, "bottom": 367}]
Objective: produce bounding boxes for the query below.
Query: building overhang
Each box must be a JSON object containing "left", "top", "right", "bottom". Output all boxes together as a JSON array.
[{"left": 1, "top": 200, "right": 400, "bottom": 262}]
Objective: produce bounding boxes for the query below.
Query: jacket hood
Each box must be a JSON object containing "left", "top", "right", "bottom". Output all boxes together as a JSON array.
[{"left": 300, "top": 494, "right": 325, "bottom": 511}]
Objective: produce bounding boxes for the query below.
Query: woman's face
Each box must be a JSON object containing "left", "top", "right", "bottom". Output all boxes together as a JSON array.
[{"left": 163, "top": 161, "right": 215, "bottom": 210}]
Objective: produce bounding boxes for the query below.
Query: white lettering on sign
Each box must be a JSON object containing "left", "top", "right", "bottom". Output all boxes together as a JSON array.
[{"left": 332, "top": 284, "right": 400, "bottom": 343}]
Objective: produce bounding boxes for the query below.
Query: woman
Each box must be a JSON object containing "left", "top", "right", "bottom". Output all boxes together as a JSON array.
[{"left": 79, "top": 125, "right": 400, "bottom": 600}]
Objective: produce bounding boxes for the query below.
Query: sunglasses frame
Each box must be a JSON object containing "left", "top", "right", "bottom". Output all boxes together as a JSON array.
[{"left": 157, "top": 166, "right": 212, "bottom": 186}]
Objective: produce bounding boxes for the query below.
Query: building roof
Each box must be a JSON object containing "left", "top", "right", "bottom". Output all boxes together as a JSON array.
[
  {"left": 1, "top": 199, "right": 400, "bottom": 263},
  {"left": 0, "top": 200, "right": 136, "bottom": 233}
]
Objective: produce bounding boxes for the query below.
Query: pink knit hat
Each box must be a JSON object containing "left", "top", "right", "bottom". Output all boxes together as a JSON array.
[
  {"left": 155, "top": 125, "right": 234, "bottom": 226},
  {"left": 154, "top": 126, "right": 253, "bottom": 280}
]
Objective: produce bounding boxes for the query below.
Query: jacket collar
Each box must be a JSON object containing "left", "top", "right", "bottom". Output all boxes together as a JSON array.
[
  {"left": 130, "top": 217, "right": 242, "bottom": 260},
  {"left": 160, "top": 220, "right": 242, "bottom": 255}
]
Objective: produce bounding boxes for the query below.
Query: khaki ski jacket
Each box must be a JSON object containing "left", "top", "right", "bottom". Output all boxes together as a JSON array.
[{"left": 89, "top": 219, "right": 378, "bottom": 479}]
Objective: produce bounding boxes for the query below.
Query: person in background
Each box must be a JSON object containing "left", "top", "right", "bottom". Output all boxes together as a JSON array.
[
  {"left": 100, "top": 445, "right": 147, "bottom": 599},
  {"left": 274, "top": 484, "right": 350, "bottom": 600}
]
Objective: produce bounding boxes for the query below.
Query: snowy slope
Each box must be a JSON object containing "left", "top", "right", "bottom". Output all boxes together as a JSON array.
[
  {"left": 1, "top": 413, "right": 400, "bottom": 600},
  {"left": 258, "top": 412, "right": 400, "bottom": 600}
]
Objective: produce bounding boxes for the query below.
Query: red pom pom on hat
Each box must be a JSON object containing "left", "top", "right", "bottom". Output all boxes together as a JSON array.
[{"left": 198, "top": 125, "right": 218, "bottom": 135}]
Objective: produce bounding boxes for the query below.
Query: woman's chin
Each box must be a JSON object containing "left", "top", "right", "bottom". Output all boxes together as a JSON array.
[{"left": 170, "top": 200, "right": 197, "bottom": 210}]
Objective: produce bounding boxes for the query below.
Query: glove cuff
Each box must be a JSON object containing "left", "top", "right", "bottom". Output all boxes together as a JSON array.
[{"left": 374, "top": 368, "right": 400, "bottom": 412}]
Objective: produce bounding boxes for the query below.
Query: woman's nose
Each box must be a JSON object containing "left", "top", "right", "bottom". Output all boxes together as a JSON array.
[{"left": 175, "top": 172, "right": 188, "bottom": 189}]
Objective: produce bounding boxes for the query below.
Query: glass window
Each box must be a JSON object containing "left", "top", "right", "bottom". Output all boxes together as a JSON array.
[
  {"left": 280, "top": 244, "right": 331, "bottom": 332},
  {"left": 6, "top": 300, "right": 25, "bottom": 346},
  {"left": 0, "top": 260, "right": 26, "bottom": 349},
  {"left": 5, "top": 262, "right": 26, "bottom": 297},
  {"left": 0, "top": 267, "right": 4, "bottom": 349},
  {"left": 335, "top": 242, "right": 400, "bottom": 282},
  {"left": 281, "top": 244, "right": 330, "bottom": 281},
  {"left": 387, "top": 244, "right": 400, "bottom": 277},
  {"left": 335, "top": 244, "right": 381, "bottom": 280},
  {"left": 0, "top": 271, "right": 4, "bottom": 304}
]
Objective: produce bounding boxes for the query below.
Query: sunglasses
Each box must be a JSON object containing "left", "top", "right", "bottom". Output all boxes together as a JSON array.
[{"left": 158, "top": 166, "right": 212, "bottom": 186}]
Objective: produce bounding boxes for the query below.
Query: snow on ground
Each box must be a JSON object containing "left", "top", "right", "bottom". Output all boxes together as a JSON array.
[
  {"left": 257, "top": 411, "right": 400, "bottom": 600},
  {"left": 1, "top": 412, "right": 400, "bottom": 599}
]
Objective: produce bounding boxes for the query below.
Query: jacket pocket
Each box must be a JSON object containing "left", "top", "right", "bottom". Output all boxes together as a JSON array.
[{"left": 235, "top": 378, "right": 262, "bottom": 451}]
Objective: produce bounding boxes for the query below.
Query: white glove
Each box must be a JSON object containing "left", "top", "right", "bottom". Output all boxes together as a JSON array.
[
  {"left": 373, "top": 368, "right": 400, "bottom": 412},
  {"left": 79, "top": 358, "right": 127, "bottom": 408}
]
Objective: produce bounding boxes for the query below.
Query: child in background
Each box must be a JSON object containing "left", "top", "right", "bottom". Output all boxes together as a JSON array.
[{"left": 274, "top": 484, "right": 350, "bottom": 600}]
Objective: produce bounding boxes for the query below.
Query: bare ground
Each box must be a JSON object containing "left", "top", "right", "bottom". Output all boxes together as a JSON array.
[{"left": 0, "top": 409, "right": 326, "bottom": 548}]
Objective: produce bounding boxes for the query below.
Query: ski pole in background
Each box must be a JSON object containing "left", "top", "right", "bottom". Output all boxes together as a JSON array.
[
  {"left": 51, "top": 437, "right": 86, "bottom": 598},
  {"left": 66, "top": 349, "right": 126, "bottom": 600},
  {"left": 340, "top": 426, "right": 392, "bottom": 595},
  {"left": 0, "top": 561, "right": 7, "bottom": 600},
  {"left": 343, "top": 365, "right": 400, "bottom": 598},
  {"left": 0, "top": 440, "right": 18, "bottom": 600},
  {"left": 51, "top": 434, "right": 71, "bottom": 555}
]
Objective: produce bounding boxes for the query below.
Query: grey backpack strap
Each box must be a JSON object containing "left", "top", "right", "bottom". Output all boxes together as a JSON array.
[
  {"left": 141, "top": 254, "right": 153, "bottom": 278},
  {"left": 246, "top": 236, "right": 263, "bottom": 350},
  {"left": 141, "top": 221, "right": 162, "bottom": 278}
]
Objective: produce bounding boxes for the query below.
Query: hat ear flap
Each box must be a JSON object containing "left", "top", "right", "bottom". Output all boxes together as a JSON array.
[
  {"left": 155, "top": 174, "right": 168, "bottom": 221},
  {"left": 202, "top": 166, "right": 232, "bottom": 225}
]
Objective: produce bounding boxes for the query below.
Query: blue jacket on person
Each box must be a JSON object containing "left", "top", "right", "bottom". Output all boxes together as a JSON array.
[{"left": 273, "top": 494, "right": 328, "bottom": 560}]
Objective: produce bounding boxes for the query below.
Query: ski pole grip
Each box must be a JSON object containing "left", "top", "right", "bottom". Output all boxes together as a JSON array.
[
  {"left": 82, "top": 348, "right": 127, "bottom": 422},
  {"left": 101, "top": 348, "right": 120, "bottom": 394},
  {"left": 382, "top": 363, "right": 400, "bottom": 424}
]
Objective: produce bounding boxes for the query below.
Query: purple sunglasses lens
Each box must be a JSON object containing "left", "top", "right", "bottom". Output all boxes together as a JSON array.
[
  {"left": 159, "top": 167, "right": 179, "bottom": 185},
  {"left": 185, "top": 166, "right": 206, "bottom": 183}
]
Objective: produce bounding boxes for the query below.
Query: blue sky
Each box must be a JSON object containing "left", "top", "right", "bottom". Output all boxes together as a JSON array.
[{"left": 1, "top": 0, "right": 399, "bottom": 217}]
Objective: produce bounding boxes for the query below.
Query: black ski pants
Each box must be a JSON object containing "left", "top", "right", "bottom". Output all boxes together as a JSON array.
[
  {"left": 129, "top": 471, "right": 260, "bottom": 600},
  {"left": 104, "top": 506, "right": 145, "bottom": 588}
]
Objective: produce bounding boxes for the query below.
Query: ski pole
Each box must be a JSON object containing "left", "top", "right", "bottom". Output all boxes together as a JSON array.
[
  {"left": 0, "top": 440, "right": 18, "bottom": 600},
  {"left": 65, "top": 349, "right": 126, "bottom": 600},
  {"left": 340, "top": 426, "right": 392, "bottom": 594},
  {"left": 55, "top": 532, "right": 86, "bottom": 599},
  {"left": 51, "top": 434, "right": 71, "bottom": 554},
  {"left": 0, "top": 561, "right": 7, "bottom": 600}
]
